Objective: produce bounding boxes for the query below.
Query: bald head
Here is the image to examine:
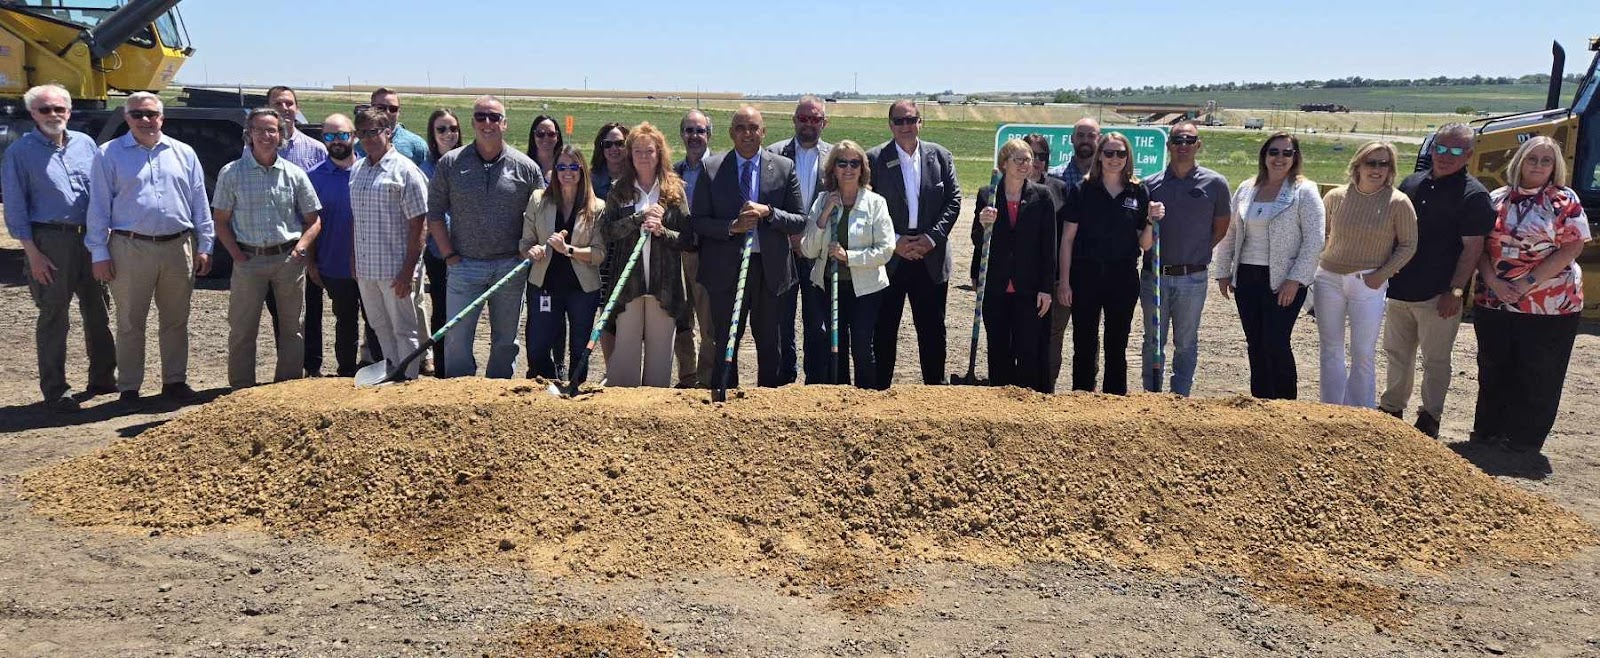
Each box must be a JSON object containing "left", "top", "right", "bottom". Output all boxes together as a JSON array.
[
  {"left": 730, "top": 105, "right": 766, "bottom": 158},
  {"left": 1071, "top": 117, "right": 1101, "bottom": 160}
]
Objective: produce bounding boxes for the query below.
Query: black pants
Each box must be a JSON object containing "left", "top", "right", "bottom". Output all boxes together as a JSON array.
[
  {"left": 1070, "top": 260, "right": 1139, "bottom": 394},
  {"left": 874, "top": 260, "right": 948, "bottom": 388},
  {"left": 818, "top": 278, "right": 884, "bottom": 389},
  {"left": 1234, "top": 264, "right": 1307, "bottom": 400},
  {"left": 423, "top": 251, "right": 449, "bottom": 371},
  {"left": 525, "top": 282, "right": 567, "bottom": 377},
  {"left": 793, "top": 253, "right": 833, "bottom": 385},
  {"left": 1472, "top": 307, "right": 1580, "bottom": 452},
  {"left": 984, "top": 291, "right": 1049, "bottom": 392},
  {"left": 709, "top": 261, "right": 786, "bottom": 390},
  {"left": 307, "top": 276, "right": 367, "bottom": 376}
]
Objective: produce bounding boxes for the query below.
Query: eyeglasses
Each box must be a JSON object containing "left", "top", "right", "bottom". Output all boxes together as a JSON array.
[
  {"left": 1433, "top": 144, "right": 1467, "bottom": 157},
  {"left": 682, "top": 126, "right": 709, "bottom": 135},
  {"left": 472, "top": 112, "right": 504, "bottom": 123},
  {"left": 1266, "top": 148, "right": 1296, "bottom": 158},
  {"left": 835, "top": 158, "right": 862, "bottom": 169},
  {"left": 601, "top": 139, "right": 626, "bottom": 149},
  {"left": 794, "top": 115, "right": 826, "bottom": 125},
  {"left": 1525, "top": 155, "right": 1558, "bottom": 167},
  {"left": 33, "top": 105, "right": 69, "bottom": 116},
  {"left": 534, "top": 130, "right": 559, "bottom": 139},
  {"left": 249, "top": 127, "right": 280, "bottom": 135},
  {"left": 1031, "top": 151, "right": 1050, "bottom": 161},
  {"left": 554, "top": 163, "right": 584, "bottom": 172},
  {"left": 1363, "top": 159, "right": 1391, "bottom": 169},
  {"left": 371, "top": 103, "right": 400, "bottom": 114},
  {"left": 1168, "top": 135, "right": 1199, "bottom": 146},
  {"left": 890, "top": 116, "right": 920, "bottom": 126},
  {"left": 127, "top": 110, "right": 160, "bottom": 120},
  {"left": 434, "top": 125, "right": 459, "bottom": 135},
  {"left": 1008, "top": 156, "right": 1033, "bottom": 166},
  {"left": 357, "top": 128, "right": 386, "bottom": 139},
  {"left": 1100, "top": 149, "right": 1128, "bottom": 159},
  {"left": 321, "top": 131, "right": 353, "bottom": 142}
]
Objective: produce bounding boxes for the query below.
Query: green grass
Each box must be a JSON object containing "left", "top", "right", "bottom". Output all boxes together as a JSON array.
[
  {"left": 1094, "top": 83, "right": 1579, "bottom": 115},
  {"left": 296, "top": 96, "right": 1416, "bottom": 195}
]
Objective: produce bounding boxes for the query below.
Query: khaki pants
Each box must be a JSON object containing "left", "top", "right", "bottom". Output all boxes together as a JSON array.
[
  {"left": 228, "top": 251, "right": 305, "bottom": 388},
  {"left": 107, "top": 234, "right": 194, "bottom": 392},
  {"left": 673, "top": 251, "right": 717, "bottom": 388},
  {"left": 359, "top": 271, "right": 424, "bottom": 380},
  {"left": 30, "top": 228, "right": 116, "bottom": 400},
  {"left": 610, "top": 294, "right": 676, "bottom": 387},
  {"left": 1379, "top": 296, "right": 1462, "bottom": 418}
]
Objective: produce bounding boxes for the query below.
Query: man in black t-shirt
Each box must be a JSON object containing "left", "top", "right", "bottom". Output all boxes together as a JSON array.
[{"left": 1378, "top": 123, "right": 1495, "bottom": 438}]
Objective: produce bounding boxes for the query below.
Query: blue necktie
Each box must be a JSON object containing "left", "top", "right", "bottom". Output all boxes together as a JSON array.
[{"left": 740, "top": 160, "right": 754, "bottom": 202}]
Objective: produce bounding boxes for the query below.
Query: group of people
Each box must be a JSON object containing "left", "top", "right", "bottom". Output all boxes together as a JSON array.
[{"left": 4, "top": 84, "right": 1590, "bottom": 455}]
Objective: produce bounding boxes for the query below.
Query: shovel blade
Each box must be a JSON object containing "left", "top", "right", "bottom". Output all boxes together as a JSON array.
[{"left": 354, "top": 360, "right": 394, "bottom": 388}]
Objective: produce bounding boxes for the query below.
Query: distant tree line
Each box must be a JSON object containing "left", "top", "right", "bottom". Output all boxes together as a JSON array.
[{"left": 1050, "top": 73, "right": 1583, "bottom": 100}]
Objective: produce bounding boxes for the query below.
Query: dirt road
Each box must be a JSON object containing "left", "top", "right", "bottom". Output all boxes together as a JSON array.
[{"left": 2, "top": 199, "right": 1598, "bottom": 657}]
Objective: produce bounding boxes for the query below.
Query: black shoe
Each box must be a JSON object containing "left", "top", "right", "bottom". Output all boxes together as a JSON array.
[
  {"left": 84, "top": 383, "right": 119, "bottom": 397},
  {"left": 304, "top": 370, "right": 324, "bottom": 378},
  {"left": 1379, "top": 407, "right": 1403, "bottom": 420},
  {"left": 119, "top": 390, "right": 144, "bottom": 408},
  {"left": 162, "top": 382, "right": 200, "bottom": 403},
  {"left": 1413, "top": 411, "right": 1440, "bottom": 439},
  {"left": 1468, "top": 431, "right": 1505, "bottom": 448},
  {"left": 45, "top": 395, "right": 81, "bottom": 413}
]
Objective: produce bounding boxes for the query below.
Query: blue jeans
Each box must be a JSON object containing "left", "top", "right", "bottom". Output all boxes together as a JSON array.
[
  {"left": 443, "top": 257, "right": 525, "bottom": 378},
  {"left": 526, "top": 286, "right": 600, "bottom": 381},
  {"left": 1139, "top": 268, "right": 1208, "bottom": 395}
]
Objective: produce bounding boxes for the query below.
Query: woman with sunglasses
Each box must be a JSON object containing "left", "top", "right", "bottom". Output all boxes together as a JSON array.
[
  {"left": 524, "top": 114, "right": 569, "bottom": 378},
  {"left": 1314, "top": 142, "right": 1417, "bottom": 408},
  {"left": 519, "top": 145, "right": 607, "bottom": 381},
  {"left": 598, "top": 123, "right": 691, "bottom": 387},
  {"left": 1470, "top": 137, "right": 1590, "bottom": 456},
  {"left": 1212, "top": 132, "right": 1325, "bottom": 400},
  {"left": 798, "top": 140, "right": 893, "bottom": 389},
  {"left": 417, "top": 108, "right": 462, "bottom": 374},
  {"left": 590, "top": 122, "right": 630, "bottom": 363},
  {"left": 1057, "top": 132, "right": 1164, "bottom": 395},
  {"left": 973, "top": 138, "right": 1057, "bottom": 392}
]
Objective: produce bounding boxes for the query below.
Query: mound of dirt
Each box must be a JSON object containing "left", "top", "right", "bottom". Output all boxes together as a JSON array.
[
  {"left": 23, "top": 379, "right": 1596, "bottom": 618},
  {"left": 499, "top": 618, "right": 671, "bottom": 657}
]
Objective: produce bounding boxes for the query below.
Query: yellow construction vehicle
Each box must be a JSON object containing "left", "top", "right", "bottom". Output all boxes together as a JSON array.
[{"left": 1422, "top": 38, "right": 1600, "bottom": 320}]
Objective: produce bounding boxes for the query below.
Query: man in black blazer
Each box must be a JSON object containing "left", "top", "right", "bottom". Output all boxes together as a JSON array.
[
  {"left": 866, "top": 100, "right": 962, "bottom": 387},
  {"left": 690, "top": 106, "right": 806, "bottom": 389}
]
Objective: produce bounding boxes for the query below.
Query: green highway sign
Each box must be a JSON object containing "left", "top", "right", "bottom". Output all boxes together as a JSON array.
[{"left": 995, "top": 124, "right": 1170, "bottom": 179}]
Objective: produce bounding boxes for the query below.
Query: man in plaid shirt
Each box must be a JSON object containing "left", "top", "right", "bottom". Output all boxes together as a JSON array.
[{"left": 350, "top": 107, "right": 430, "bottom": 380}]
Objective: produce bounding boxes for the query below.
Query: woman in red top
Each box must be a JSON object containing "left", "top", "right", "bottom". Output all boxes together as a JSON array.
[
  {"left": 975, "top": 138, "right": 1058, "bottom": 391},
  {"left": 1471, "top": 136, "right": 1592, "bottom": 455}
]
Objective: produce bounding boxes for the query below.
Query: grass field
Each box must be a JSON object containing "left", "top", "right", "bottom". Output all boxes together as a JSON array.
[
  {"left": 296, "top": 95, "right": 1418, "bottom": 196},
  {"left": 1095, "top": 83, "right": 1579, "bottom": 115}
]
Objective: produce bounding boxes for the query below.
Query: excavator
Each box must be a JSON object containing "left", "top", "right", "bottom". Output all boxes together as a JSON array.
[
  {"left": 1420, "top": 37, "right": 1600, "bottom": 320},
  {"left": 0, "top": 0, "right": 276, "bottom": 277}
]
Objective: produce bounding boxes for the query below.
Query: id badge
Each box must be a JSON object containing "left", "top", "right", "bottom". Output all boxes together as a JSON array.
[
  {"left": 1122, "top": 197, "right": 1140, "bottom": 210},
  {"left": 1500, "top": 246, "right": 1520, "bottom": 260},
  {"left": 539, "top": 294, "right": 552, "bottom": 313}
]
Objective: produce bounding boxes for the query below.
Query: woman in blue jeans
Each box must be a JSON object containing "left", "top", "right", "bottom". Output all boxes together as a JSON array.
[{"left": 519, "top": 145, "right": 607, "bottom": 380}]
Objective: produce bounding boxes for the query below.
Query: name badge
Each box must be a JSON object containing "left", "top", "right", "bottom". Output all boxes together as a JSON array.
[
  {"left": 1500, "top": 246, "right": 1520, "bottom": 260},
  {"left": 539, "top": 294, "right": 552, "bottom": 313},
  {"left": 1122, "top": 197, "right": 1139, "bottom": 210}
]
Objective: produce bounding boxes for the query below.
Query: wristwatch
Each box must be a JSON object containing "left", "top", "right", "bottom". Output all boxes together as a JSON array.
[
  {"left": 566, "top": 246, "right": 575, "bottom": 256},
  {"left": 1522, "top": 273, "right": 1537, "bottom": 285},
  {"left": 1451, "top": 287, "right": 1465, "bottom": 298}
]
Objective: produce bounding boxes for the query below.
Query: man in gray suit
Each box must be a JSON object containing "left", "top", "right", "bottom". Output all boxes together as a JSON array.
[
  {"left": 767, "top": 95, "right": 833, "bottom": 385},
  {"left": 867, "top": 99, "right": 962, "bottom": 387},
  {"left": 690, "top": 106, "right": 806, "bottom": 389}
]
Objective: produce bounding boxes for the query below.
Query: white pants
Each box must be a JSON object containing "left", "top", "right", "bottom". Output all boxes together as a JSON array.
[
  {"left": 1314, "top": 267, "right": 1387, "bottom": 407},
  {"left": 359, "top": 273, "right": 424, "bottom": 380},
  {"left": 609, "top": 295, "right": 675, "bottom": 387}
]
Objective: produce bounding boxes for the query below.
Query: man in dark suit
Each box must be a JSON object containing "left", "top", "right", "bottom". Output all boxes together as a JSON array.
[
  {"left": 766, "top": 95, "right": 833, "bottom": 385},
  {"left": 866, "top": 100, "right": 962, "bottom": 387},
  {"left": 690, "top": 106, "right": 806, "bottom": 389}
]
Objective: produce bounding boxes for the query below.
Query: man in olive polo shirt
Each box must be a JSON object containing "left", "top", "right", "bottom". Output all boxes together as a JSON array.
[
  {"left": 213, "top": 108, "right": 323, "bottom": 390},
  {"left": 1140, "top": 120, "right": 1231, "bottom": 396},
  {"left": 1378, "top": 123, "right": 1495, "bottom": 438}
]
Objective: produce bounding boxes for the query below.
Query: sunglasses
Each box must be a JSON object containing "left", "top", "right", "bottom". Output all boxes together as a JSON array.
[
  {"left": 371, "top": 104, "right": 400, "bottom": 114},
  {"left": 1168, "top": 135, "right": 1199, "bottom": 146},
  {"left": 357, "top": 128, "right": 386, "bottom": 139},
  {"left": 794, "top": 115, "right": 826, "bottom": 125},
  {"left": 1032, "top": 151, "right": 1050, "bottom": 161},
  {"left": 682, "top": 126, "right": 709, "bottom": 135},
  {"left": 1433, "top": 144, "right": 1467, "bottom": 156},
  {"left": 890, "top": 116, "right": 920, "bottom": 126},
  {"left": 434, "top": 125, "right": 460, "bottom": 135},
  {"left": 1008, "top": 156, "right": 1033, "bottom": 166},
  {"left": 321, "top": 131, "right": 353, "bottom": 142},
  {"left": 534, "top": 130, "right": 559, "bottom": 139},
  {"left": 1363, "top": 159, "right": 1391, "bottom": 169},
  {"left": 34, "top": 105, "right": 69, "bottom": 116},
  {"left": 554, "top": 163, "right": 584, "bottom": 172},
  {"left": 1100, "top": 149, "right": 1128, "bottom": 159},
  {"left": 127, "top": 110, "right": 160, "bottom": 120},
  {"left": 472, "top": 112, "right": 504, "bottom": 123},
  {"left": 835, "top": 158, "right": 862, "bottom": 169},
  {"left": 1266, "top": 148, "right": 1296, "bottom": 158},
  {"left": 601, "top": 139, "right": 626, "bottom": 149}
]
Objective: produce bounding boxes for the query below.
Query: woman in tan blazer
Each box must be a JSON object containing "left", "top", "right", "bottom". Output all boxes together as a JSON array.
[{"left": 520, "top": 145, "right": 607, "bottom": 381}]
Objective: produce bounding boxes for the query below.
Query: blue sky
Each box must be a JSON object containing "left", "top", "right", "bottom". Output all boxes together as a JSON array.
[{"left": 176, "top": 0, "right": 1600, "bottom": 94}]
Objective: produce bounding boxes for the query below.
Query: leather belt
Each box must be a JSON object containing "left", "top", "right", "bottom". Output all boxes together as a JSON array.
[
  {"left": 240, "top": 240, "right": 296, "bottom": 256},
  {"left": 30, "top": 222, "right": 86, "bottom": 235},
  {"left": 112, "top": 229, "right": 191, "bottom": 242},
  {"left": 1156, "top": 263, "right": 1207, "bottom": 276}
]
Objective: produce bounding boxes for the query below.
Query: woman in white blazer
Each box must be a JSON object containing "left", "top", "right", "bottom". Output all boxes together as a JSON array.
[
  {"left": 799, "top": 140, "right": 894, "bottom": 389},
  {"left": 1211, "top": 132, "right": 1326, "bottom": 400}
]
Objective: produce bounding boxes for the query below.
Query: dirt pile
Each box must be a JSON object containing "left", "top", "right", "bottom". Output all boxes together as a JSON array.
[
  {"left": 498, "top": 618, "right": 672, "bottom": 657},
  {"left": 22, "top": 379, "right": 1596, "bottom": 618}
]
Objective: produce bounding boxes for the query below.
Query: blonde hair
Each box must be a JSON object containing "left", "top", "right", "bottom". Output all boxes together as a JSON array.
[
  {"left": 996, "top": 137, "right": 1031, "bottom": 170},
  {"left": 1088, "top": 132, "right": 1138, "bottom": 185},
  {"left": 608, "top": 122, "right": 687, "bottom": 212},
  {"left": 1345, "top": 141, "right": 1399, "bottom": 188},
  {"left": 821, "top": 139, "right": 871, "bottom": 192},
  {"left": 1506, "top": 136, "right": 1568, "bottom": 188}
]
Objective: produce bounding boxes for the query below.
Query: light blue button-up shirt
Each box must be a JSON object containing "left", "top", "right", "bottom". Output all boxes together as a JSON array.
[
  {"left": 86, "top": 132, "right": 215, "bottom": 262},
  {"left": 2, "top": 129, "right": 97, "bottom": 241}
]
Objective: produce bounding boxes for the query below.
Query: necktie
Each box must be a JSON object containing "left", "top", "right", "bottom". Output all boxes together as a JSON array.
[{"left": 740, "top": 160, "right": 754, "bottom": 202}]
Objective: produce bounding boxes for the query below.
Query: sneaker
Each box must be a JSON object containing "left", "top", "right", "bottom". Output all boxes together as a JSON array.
[
  {"left": 162, "top": 382, "right": 201, "bottom": 403},
  {"left": 1379, "top": 407, "right": 1403, "bottom": 420},
  {"left": 1413, "top": 411, "right": 1440, "bottom": 439},
  {"left": 45, "top": 395, "right": 81, "bottom": 413}
]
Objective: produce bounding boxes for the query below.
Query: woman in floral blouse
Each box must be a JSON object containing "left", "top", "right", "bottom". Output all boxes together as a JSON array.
[{"left": 1471, "top": 136, "right": 1592, "bottom": 455}]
